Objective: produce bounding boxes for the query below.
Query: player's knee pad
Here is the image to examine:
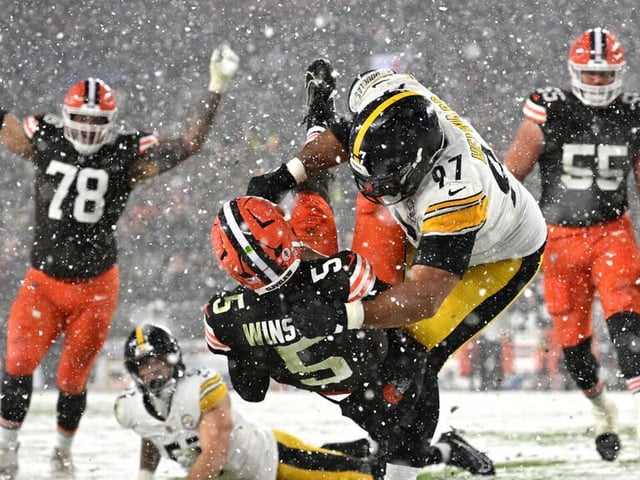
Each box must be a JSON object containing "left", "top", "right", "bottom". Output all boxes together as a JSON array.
[
  {"left": 56, "top": 390, "right": 87, "bottom": 434},
  {"left": 0, "top": 372, "right": 33, "bottom": 424},
  {"left": 607, "top": 311, "right": 640, "bottom": 378},
  {"left": 562, "top": 339, "right": 599, "bottom": 390}
]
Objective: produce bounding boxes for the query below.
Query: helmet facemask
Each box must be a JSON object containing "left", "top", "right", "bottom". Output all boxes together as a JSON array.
[
  {"left": 124, "top": 325, "right": 184, "bottom": 397},
  {"left": 62, "top": 77, "right": 117, "bottom": 155},
  {"left": 568, "top": 28, "right": 626, "bottom": 107}
]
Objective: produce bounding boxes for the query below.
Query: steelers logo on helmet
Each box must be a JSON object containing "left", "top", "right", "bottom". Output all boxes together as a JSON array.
[
  {"left": 211, "top": 196, "right": 301, "bottom": 294},
  {"left": 349, "top": 90, "right": 445, "bottom": 205}
]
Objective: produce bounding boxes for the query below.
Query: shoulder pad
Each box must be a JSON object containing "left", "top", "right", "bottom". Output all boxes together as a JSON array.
[
  {"left": 523, "top": 87, "right": 566, "bottom": 124},
  {"left": 333, "top": 251, "right": 377, "bottom": 302},
  {"left": 620, "top": 92, "right": 640, "bottom": 109},
  {"left": 138, "top": 131, "right": 159, "bottom": 155},
  {"left": 42, "top": 113, "right": 63, "bottom": 128},
  {"left": 113, "top": 390, "right": 138, "bottom": 428}
]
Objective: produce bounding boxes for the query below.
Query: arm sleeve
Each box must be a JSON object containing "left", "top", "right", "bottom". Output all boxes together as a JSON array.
[{"left": 227, "top": 352, "right": 271, "bottom": 402}]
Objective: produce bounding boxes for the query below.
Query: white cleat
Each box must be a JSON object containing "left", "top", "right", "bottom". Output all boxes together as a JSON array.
[
  {"left": 50, "top": 447, "right": 75, "bottom": 479},
  {"left": 0, "top": 440, "right": 19, "bottom": 480}
]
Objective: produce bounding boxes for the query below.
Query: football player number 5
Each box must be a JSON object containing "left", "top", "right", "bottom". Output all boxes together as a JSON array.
[
  {"left": 277, "top": 337, "right": 353, "bottom": 387},
  {"left": 46, "top": 160, "right": 109, "bottom": 223}
]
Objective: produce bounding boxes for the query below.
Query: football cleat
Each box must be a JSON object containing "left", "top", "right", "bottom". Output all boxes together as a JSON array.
[
  {"left": 50, "top": 446, "right": 75, "bottom": 479},
  {"left": 0, "top": 441, "right": 18, "bottom": 479},
  {"left": 303, "top": 58, "right": 337, "bottom": 130},
  {"left": 437, "top": 430, "right": 495, "bottom": 476},
  {"left": 592, "top": 392, "right": 620, "bottom": 461}
]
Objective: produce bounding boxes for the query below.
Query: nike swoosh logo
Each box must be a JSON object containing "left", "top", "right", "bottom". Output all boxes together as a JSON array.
[{"left": 448, "top": 186, "right": 466, "bottom": 196}]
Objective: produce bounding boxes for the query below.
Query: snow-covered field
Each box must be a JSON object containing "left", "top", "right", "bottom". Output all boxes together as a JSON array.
[{"left": 9, "top": 388, "right": 639, "bottom": 479}]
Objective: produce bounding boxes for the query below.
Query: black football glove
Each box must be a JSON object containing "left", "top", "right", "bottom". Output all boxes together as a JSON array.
[
  {"left": 246, "top": 163, "right": 297, "bottom": 203},
  {"left": 290, "top": 297, "right": 348, "bottom": 337}
]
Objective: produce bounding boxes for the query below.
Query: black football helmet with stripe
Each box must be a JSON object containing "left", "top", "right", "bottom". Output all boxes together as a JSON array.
[
  {"left": 349, "top": 90, "right": 444, "bottom": 205},
  {"left": 124, "top": 324, "right": 185, "bottom": 396}
]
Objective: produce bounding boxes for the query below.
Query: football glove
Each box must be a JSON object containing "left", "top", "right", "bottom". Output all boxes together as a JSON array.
[
  {"left": 246, "top": 163, "right": 298, "bottom": 203},
  {"left": 208, "top": 42, "right": 240, "bottom": 93},
  {"left": 290, "top": 297, "right": 348, "bottom": 337}
]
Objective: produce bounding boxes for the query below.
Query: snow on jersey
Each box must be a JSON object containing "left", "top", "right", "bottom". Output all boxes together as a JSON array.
[
  {"left": 522, "top": 87, "right": 640, "bottom": 227},
  {"left": 367, "top": 78, "right": 545, "bottom": 273},
  {"left": 204, "top": 251, "right": 390, "bottom": 395},
  {"left": 114, "top": 369, "right": 279, "bottom": 479},
  {"left": 23, "top": 112, "right": 158, "bottom": 278}
]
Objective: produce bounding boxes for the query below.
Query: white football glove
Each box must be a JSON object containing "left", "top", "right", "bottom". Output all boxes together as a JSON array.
[{"left": 208, "top": 42, "right": 240, "bottom": 94}]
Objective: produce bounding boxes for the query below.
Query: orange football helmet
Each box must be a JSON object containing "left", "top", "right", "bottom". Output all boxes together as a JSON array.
[
  {"left": 568, "top": 27, "right": 626, "bottom": 107},
  {"left": 211, "top": 196, "right": 301, "bottom": 294},
  {"left": 62, "top": 77, "right": 117, "bottom": 155}
]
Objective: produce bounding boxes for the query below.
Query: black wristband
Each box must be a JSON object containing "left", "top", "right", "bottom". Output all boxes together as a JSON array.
[{"left": 246, "top": 163, "right": 297, "bottom": 203}]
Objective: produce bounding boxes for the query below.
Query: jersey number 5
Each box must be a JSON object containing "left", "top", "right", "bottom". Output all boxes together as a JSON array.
[{"left": 46, "top": 160, "right": 109, "bottom": 223}]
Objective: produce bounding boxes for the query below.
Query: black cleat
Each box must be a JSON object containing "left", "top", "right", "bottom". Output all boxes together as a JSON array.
[
  {"left": 303, "top": 58, "right": 337, "bottom": 129},
  {"left": 595, "top": 432, "right": 620, "bottom": 461},
  {"left": 438, "top": 430, "right": 495, "bottom": 476}
]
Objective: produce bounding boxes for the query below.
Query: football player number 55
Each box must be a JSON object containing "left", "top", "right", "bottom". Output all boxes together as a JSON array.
[
  {"left": 562, "top": 144, "right": 627, "bottom": 191},
  {"left": 46, "top": 160, "right": 109, "bottom": 223}
]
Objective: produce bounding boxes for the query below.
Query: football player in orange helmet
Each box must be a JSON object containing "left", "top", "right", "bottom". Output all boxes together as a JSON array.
[
  {"left": 505, "top": 27, "right": 640, "bottom": 461},
  {"left": 206, "top": 195, "right": 496, "bottom": 477},
  {"left": 0, "top": 43, "right": 239, "bottom": 478}
]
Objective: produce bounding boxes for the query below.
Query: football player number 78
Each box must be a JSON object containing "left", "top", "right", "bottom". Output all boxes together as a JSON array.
[{"left": 46, "top": 160, "right": 109, "bottom": 223}]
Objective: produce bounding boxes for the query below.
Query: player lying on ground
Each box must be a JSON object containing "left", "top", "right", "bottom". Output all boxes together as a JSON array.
[{"left": 116, "top": 324, "right": 382, "bottom": 480}]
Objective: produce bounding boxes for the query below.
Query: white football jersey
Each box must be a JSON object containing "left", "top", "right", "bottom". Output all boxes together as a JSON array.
[
  {"left": 360, "top": 74, "right": 546, "bottom": 265},
  {"left": 115, "top": 369, "right": 279, "bottom": 479}
]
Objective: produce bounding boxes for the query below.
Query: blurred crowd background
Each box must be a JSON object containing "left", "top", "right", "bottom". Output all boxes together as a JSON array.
[{"left": 0, "top": 0, "right": 638, "bottom": 390}]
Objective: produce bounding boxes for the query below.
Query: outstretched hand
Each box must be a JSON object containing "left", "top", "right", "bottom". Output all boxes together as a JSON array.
[
  {"left": 290, "top": 296, "right": 348, "bottom": 338},
  {"left": 209, "top": 43, "right": 240, "bottom": 93}
]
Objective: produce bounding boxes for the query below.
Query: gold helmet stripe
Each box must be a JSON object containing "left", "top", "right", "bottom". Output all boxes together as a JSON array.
[
  {"left": 135, "top": 326, "right": 147, "bottom": 350},
  {"left": 351, "top": 90, "right": 422, "bottom": 163}
]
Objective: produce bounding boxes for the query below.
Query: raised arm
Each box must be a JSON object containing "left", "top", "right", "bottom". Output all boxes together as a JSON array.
[
  {"left": 0, "top": 111, "right": 33, "bottom": 159},
  {"left": 130, "top": 43, "right": 239, "bottom": 183},
  {"left": 246, "top": 127, "right": 348, "bottom": 202}
]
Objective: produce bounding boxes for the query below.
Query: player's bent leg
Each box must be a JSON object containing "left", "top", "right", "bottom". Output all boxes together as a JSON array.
[
  {"left": 0, "top": 374, "right": 33, "bottom": 479},
  {"left": 563, "top": 339, "right": 620, "bottom": 461},
  {"left": 410, "top": 245, "right": 543, "bottom": 372},
  {"left": 606, "top": 311, "right": 640, "bottom": 446},
  {"left": 273, "top": 430, "right": 380, "bottom": 479},
  {"left": 351, "top": 193, "right": 406, "bottom": 286},
  {"left": 290, "top": 188, "right": 338, "bottom": 257}
]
